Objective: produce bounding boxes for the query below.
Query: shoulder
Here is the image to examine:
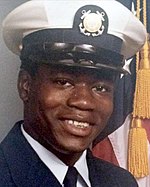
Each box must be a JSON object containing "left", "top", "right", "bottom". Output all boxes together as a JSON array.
[
  {"left": 0, "top": 147, "right": 15, "bottom": 186},
  {"left": 0, "top": 122, "right": 24, "bottom": 186},
  {"left": 87, "top": 150, "right": 138, "bottom": 187}
]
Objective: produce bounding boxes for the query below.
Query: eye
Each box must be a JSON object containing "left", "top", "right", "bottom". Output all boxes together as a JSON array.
[
  {"left": 92, "top": 83, "right": 113, "bottom": 94},
  {"left": 54, "top": 78, "right": 73, "bottom": 88}
]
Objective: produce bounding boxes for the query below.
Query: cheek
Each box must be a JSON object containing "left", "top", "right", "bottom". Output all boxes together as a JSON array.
[
  {"left": 38, "top": 86, "right": 66, "bottom": 109},
  {"left": 105, "top": 98, "right": 114, "bottom": 116},
  {"left": 96, "top": 96, "right": 114, "bottom": 128},
  {"left": 26, "top": 83, "right": 64, "bottom": 123},
  {"left": 98, "top": 94, "right": 114, "bottom": 115},
  {"left": 104, "top": 100, "right": 113, "bottom": 123}
]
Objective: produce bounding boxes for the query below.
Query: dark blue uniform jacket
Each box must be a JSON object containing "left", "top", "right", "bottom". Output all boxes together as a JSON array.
[{"left": 0, "top": 121, "right": 138, "bottom": 187}]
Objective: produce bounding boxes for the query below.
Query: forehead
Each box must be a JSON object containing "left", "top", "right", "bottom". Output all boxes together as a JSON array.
[{"left": 37, "top": 64, "right": 117, "bottom": 82}]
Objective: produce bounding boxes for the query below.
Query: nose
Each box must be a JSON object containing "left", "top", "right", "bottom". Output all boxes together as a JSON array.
[{"left": 67, "top": 84, "right": 96, "bottom": 111}]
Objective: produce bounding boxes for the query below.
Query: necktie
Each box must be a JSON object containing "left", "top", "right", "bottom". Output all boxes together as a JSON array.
[{"left": 63, "top": 166, "right": 78, "bottom": 187}]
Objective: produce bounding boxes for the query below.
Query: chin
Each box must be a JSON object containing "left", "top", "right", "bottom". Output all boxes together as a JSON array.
[{"left": 50, "top": 140, "right": 90, "bottom": 155}]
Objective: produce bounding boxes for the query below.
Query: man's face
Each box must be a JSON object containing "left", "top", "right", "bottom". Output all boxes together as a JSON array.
[{"left": 19, "top": 64, "right": 114, "bottom": 156}]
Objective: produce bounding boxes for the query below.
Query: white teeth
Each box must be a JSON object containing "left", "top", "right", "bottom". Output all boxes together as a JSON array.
[{"left": 67, "top": 120, "right": 89, "bottom": 128}]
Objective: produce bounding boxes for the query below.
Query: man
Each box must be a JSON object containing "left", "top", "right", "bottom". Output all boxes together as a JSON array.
[{"left": 0, "top": 0, "right": 146, "bottom": 186}]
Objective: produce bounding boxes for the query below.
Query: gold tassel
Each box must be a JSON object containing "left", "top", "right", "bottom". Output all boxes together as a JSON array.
[
  {"left": 128, "top": 40, "right": 150, "bottom": 178},
  {"left": 133, "top": 68, "right": 150, "bottom": 118},
  {"left": 127, "top": 0, "right": 150, "bottom": 178},
  {"left": 128, "top": 118, "right": 149, "bottom": 178}
]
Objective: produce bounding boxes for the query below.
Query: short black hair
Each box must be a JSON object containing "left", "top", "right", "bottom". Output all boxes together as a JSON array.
[{"left": 20, "top": 59, "right": 39, "bottom": 76}]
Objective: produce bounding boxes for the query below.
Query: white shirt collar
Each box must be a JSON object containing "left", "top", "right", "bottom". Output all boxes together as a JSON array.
[{"left": 21, "top": 125, "right": 91, "bottom": 187}]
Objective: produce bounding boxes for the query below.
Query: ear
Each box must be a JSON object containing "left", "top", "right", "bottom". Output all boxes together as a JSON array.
[{"left": 17, "top": 70, "right": 32, "bottom": 102}]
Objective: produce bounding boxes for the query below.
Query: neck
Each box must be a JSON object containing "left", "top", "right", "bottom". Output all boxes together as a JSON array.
[
  {"left": 49, "top": 148, "right": 83, "bottom": 166},
  {"left": 23, "top": 123, "right": 84, "bottom": 166}
]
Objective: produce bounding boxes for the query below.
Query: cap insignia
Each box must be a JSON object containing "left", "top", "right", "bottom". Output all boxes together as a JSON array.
[{"left": 79, "top": 10, "right": 105, "bottom": 37}]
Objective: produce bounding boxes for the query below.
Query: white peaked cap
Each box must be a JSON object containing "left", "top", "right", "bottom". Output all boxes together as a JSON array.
[{"left": 2, "top": 0, "right": 147, "bottom": 72}]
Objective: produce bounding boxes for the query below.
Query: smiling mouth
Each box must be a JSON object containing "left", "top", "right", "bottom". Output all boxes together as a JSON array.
[{"left": 65, "top": 120, "right": 90, "bottom": 129}]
